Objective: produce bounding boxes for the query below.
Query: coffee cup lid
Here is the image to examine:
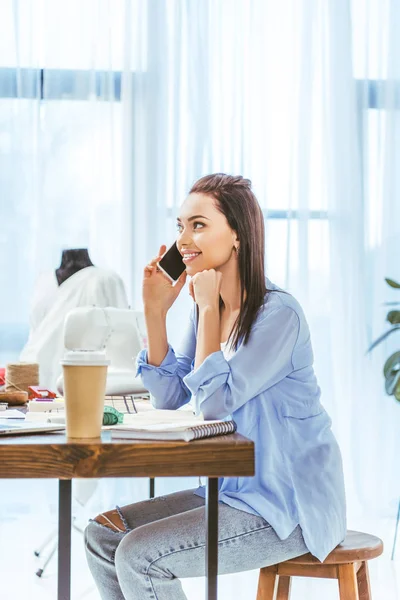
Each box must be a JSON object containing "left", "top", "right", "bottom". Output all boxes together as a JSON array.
[{"left": 61, "top": 350, "right": 110, "bottom": 367}]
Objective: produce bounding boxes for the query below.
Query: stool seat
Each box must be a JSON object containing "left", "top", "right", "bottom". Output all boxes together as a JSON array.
[
  {"left": 257, "top": 530, "right": 384, "bottom": 600},
  {"left": 286, "top": 530, "right": 384, "bottom": 565}
]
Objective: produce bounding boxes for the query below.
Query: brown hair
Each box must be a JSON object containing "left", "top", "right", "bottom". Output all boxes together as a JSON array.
[{"left": 189, "top": 173, "right": 267, "bottom": 350}]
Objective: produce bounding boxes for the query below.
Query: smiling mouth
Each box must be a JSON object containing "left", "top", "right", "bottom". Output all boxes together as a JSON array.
[{"left": 182, "top": 252, "right": 202, "bottom": 264}]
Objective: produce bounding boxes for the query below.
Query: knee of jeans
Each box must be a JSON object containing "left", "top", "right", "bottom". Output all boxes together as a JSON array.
[
  {"left": 114, "top": 527, "right": 153, "bottom": 574},
  {"left": 84, "top": 519, "right": 120, "bottom": 558},
  {"left": 84, "top": 520, "right": 101, "bottom": 552}
]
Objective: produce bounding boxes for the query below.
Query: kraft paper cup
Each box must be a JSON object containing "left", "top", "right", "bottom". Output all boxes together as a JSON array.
[{"left": 61, "top": 351, "right": 110, "bottom": 439}]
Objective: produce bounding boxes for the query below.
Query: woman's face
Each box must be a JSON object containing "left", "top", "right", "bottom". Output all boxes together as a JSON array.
[{"left": 176, "top": 193, "right": 237, "bottom": 276}]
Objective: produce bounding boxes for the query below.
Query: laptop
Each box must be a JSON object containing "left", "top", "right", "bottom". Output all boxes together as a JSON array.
[{"left": 0, "top": 421, "right": 65, "bottom": 436}]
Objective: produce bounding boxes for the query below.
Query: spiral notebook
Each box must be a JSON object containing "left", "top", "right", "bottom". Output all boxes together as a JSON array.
[{"left": 110, "top": 419, "right": 237, "bottom": 442}]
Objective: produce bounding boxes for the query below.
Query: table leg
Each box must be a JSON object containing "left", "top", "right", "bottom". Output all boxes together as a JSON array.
[
  {"left": 206, "top": 477, "right": 218, "bottom": 600},
  {"left": 58, "top": 479, "right": 72, "bottom": 600},
  {"left": 149, "top": 477, "right": 155, "bottom": 499}
]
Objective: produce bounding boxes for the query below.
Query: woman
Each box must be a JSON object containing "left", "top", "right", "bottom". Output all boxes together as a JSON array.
[{"left": 85, "top": 173, "right": 346, "bottom": 600}]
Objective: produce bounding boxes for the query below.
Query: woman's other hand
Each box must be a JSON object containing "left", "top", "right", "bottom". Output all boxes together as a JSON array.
[
  {"left": 143, "top": 245, "right": 187, "bottom": 315},
  {"left": 191, "top": 269, "right": 222, "bottom": 311}
]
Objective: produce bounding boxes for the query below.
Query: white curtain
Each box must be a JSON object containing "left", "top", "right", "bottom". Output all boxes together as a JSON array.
[
  {"left": 0, "top": 0, "right": 127, "bottom": 365},
  {"left": 1, "top": 0, "right": 399, "bottom": 597}
]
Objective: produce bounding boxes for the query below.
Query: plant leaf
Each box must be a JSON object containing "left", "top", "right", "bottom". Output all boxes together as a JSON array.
[
  {"left": 367, "top": 326, "right": 400, "bottom": 352},
  {"left": 385, "top": 278, "right": 400, "bottom": 289},
  {"left": 384, "top": 351, "right": 400, "bottom": 378},
  {"left": 387, "top": 310, "right": 400, "bottom": 324},
  {"left": 385, "top": 369, "right": 400, "bottom": 395}
]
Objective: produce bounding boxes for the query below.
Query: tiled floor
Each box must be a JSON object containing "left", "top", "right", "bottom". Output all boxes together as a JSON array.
[{"left": 0, "top": 512, "right": 398, "bottom": 600}]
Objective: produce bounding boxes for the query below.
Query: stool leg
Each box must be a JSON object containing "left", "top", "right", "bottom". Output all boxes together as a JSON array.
[
  {"left": 338, "top": 564, "right": 359, "bottom": 600},
  {"left": 357, "top": 562, "right": 371, "bottom": 600},
  {"left": 277, "top": 575, "right": 291, "bottom": 600},
  {"left": 257, "top": 567, "right": 278, "bottom": 600}
]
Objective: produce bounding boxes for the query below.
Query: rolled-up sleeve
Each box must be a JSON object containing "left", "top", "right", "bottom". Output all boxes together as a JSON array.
[
  {"left": 135, "top": 307, "right": 197, "bottom": 410},
  {"left": 183, "top": 306, "right": 300, "bottom": 419}
]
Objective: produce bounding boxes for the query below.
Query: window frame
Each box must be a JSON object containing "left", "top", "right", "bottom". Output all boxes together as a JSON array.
[{"left": 2, "top": 68, "right": 382, "bottom": 221}]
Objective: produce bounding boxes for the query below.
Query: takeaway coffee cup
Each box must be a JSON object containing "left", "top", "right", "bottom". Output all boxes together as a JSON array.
[{"left": 61, "top": 350, "right": 110, "bottom": 439}]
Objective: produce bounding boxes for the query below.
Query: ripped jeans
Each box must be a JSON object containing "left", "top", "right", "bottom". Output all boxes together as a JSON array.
[{"left": 84, "top": 488, "right": 308, "bottom": 600}]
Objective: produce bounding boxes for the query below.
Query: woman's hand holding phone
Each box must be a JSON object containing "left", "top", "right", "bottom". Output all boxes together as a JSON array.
[{"left": 143, "top": 245, "right": 187, "bottom": 316}]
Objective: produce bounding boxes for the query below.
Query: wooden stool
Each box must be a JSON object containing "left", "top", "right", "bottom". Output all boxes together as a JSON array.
[{"left": 257, "top": 530, "right": 383, "bottom": 600}]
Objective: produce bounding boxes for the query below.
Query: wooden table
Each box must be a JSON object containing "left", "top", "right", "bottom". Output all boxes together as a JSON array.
[{"left": 0, "top": 431, "right": 254, "bottom": 600}]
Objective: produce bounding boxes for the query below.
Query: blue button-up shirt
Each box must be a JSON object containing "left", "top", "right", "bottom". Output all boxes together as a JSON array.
[{"left": 136, "top": 278, "right": 346, "bottom": 562}]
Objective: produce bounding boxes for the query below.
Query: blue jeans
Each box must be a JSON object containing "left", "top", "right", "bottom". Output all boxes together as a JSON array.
[{"left": 84, "top": 488, "right": 308, "bottom": 600}]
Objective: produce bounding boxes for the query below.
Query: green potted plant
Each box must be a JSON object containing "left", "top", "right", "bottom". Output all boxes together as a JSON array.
[{"left": 368, "top": 278, "right": 400, "bottom": 402}]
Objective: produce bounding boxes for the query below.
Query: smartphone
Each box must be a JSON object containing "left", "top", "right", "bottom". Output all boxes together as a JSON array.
[{"left": 157, "top": 242, "right": 186, "bottom": 283}]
